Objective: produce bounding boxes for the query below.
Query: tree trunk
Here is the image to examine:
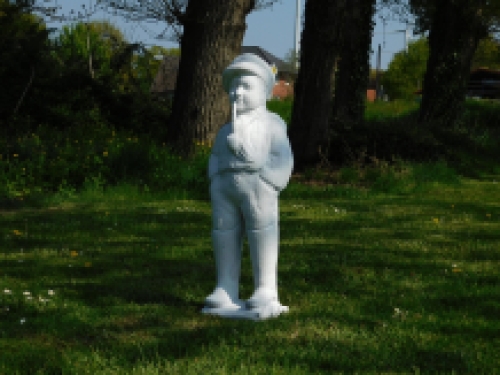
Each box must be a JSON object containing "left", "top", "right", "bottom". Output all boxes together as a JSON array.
[
  {"left": 289, "top": 0, "right": 344, "bottom": 169},
  {"left": 167, "top": 0, "right": 255, "bottom": 155},
  {"left": 418, "top": 0, "right": 488, "bottom": 126},
  {"left": 331, "top": 0, "right": 376, "bottom": 133}
]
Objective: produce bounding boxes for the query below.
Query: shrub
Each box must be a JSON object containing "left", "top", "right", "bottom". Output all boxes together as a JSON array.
[{"left": 267, "top": 98, "right": 292, "bottom": 125}]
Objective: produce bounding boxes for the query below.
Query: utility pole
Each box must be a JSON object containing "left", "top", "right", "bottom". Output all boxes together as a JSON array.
[
  {"left": 294, "top": 0, "right": 301, "bottom": 70},
  {"left": 376, "top": 43, "right": 381, "bottom": 100},
  {"left": 404, "top": 22, "right": 410, "bottom": 53},
  {"left": 84, "top": 0, "right": 94, "bottom": 79}
]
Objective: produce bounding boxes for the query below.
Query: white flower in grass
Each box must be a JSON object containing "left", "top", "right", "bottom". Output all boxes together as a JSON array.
[
  {"left": 393, "top": 307, "right": 408, "bottom": 319},
  {"left": 23, "top": 291, "right": 31, "bottom": 296},
  {"left": 20, "top": 318, "right": 26, "bottom": 324},
  {"left": 3, "top": 289, "right": 12, "bottom": 295},
  {"left": 26, "top": 296, "right": 33, "bottom": 301},
  {"left": 48, "top": 290, "right": 55, "bottom": 296}
]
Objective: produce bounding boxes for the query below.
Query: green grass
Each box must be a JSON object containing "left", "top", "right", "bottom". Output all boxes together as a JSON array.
[
  {"left": 1, "top": 175, "right": 499, "bottom": 374},
  {"left": 364, "top": 99, "right": 419, "bottom": 121},
  {"left": 1, "top": 98, "right": 499, "bottom": 373}
]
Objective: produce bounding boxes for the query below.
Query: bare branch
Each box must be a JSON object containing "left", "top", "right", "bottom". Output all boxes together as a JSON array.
[
  {"left": 96, "top": 0, "right": 187, "bottom": 24},
  {"left": 165, "top": 0, "right": 186, "bottom": 24},
  {"left": 254, "top": 0, "right": 281, "bottom": 11},
  {"left": 13, "top": 65, "right": 35, "bottom": 115}
]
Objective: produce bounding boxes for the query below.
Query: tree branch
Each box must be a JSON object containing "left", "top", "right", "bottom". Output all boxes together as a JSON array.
[{"left": 13, "top": 65, "right": 35, "bottom": 116}]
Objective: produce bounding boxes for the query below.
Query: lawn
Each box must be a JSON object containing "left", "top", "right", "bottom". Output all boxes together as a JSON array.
[
  {"left": 1, "top": 98, "right": 500, "bottom": 373},
  {"left": 1, "top": 174, "right": 499, "bottom": 374}
]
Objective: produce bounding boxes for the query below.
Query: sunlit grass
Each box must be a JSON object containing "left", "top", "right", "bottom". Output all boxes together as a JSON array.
[{"left": 1, "top": 175, "right": 499, "bottom": 374}]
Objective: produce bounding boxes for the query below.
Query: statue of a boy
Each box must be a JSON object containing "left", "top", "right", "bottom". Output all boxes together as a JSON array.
[{"left": 203, "top": 53, "right": 293, "bottom": 319}]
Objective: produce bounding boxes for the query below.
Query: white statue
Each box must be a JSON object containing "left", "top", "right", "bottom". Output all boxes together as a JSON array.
[{"left": 202, "top": 53, "right": 294, "bottom": 320}]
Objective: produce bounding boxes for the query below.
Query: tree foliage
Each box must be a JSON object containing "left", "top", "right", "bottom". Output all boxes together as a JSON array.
[
  {"left": 378, "top": 1, "right": 500, "bottom": 125},
  {"left": 382, "top": 38, "right": 428, "bottom": 100},
  {"left": 0, "top": 0, "right": 50, "bottom": 120},
  {"left": 51, "top": 21, "right": 126, "bottom": 81},
  {"left": 383, "top": 34, "right": 500, "bottom": 101},
  {"left": 472, "top": 35, "right": 500, "bottom": 69},
  {"left": 282, "top": 48, "right": 299, "bottom": 75},
  {"left": 0, "top": 1, "right": 171, "bottom": 139},
  {"left": 51, "top": 21, "right": 176, "bottom": 95}
]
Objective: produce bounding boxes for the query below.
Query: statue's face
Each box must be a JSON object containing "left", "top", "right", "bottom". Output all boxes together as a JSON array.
[{"left": 229, "top": 74, "right": 266, "bottom": 115}]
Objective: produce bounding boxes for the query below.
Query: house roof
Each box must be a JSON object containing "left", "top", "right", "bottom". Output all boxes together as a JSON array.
[{"left": 240, "top": 46, "right": 292, "bottom": 73}]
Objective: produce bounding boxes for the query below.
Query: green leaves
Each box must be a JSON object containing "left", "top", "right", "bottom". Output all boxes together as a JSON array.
[
  {"left": 472, "top": 36, "right": 500, "bottom": 70},
  {"left": 51, "top": 21, "right": 126, "bottom": 81},
  {"left": 382, "top": 38, "right": 429, "bottom": 100},
  {"left": 0, "top": 1, "right": 50, "bottom": 119}
]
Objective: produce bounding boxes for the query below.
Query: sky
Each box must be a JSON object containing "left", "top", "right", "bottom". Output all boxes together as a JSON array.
[{"left": 39, "top": 0, "right": 417, "bottom": 70}]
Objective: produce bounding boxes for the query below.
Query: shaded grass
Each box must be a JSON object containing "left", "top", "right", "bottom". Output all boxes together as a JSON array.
[
  {"left": 364, "top": 99, "right": 419, "bottom": 121},
  {"left": 1, "top": 176, "right": 499, "bottom": 374},
  {"left": 326, "top": 99, "right": 500, "bottom": 181}
]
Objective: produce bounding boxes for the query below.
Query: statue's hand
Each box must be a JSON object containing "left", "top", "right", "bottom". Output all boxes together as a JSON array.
[
  {"left": 227, "top": 133, "right": 250, "bottom": 160},
  {"left": 227, "top": 133, "right": 241, "bottom": 152}
]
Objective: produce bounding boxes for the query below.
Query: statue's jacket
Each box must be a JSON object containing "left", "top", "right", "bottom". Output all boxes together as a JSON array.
[{"left": 209, "top": 107, "right": 294, "bottom": 192}]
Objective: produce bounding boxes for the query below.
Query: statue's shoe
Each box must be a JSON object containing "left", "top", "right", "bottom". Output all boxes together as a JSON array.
[
  {"left": 246, "top": 287, "right": 277, "bottom": 309},
  {"left": 205, "top": 287, "right": 239, "bottom": 309}
]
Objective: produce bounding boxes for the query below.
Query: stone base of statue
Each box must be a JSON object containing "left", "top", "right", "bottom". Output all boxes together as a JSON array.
[{"left": 202, "top": 300, "right": 289, "bottom": 321}]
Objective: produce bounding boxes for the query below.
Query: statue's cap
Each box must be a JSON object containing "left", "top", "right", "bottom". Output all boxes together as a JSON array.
[{"left": 222, "top": 53, "right": 276, "bottom": 99}]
